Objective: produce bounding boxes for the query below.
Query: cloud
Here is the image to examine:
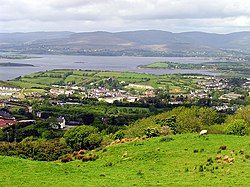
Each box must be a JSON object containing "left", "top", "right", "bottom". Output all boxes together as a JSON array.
[{"left": 1, "top": 0, "right": 250, "bottom": 33}]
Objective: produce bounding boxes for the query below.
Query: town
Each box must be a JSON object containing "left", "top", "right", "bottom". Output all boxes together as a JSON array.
[{"left": 1, "top": 70, "right": 250, "bottom": 131}]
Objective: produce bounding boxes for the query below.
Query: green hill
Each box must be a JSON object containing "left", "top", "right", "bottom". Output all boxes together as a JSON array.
[{"left": 0, "top": 134, "right": 250, "bottom": 186}]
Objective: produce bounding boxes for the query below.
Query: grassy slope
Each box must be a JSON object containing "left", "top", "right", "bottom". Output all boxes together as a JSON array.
[{"left": 1, "top": 134, "right": 250, "bottom": 187}]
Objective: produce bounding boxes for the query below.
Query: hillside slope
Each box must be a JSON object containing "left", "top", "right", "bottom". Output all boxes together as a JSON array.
[
  {"left": 1, "top": 30, "right": 250, "bottom": 56},
  {"left": 0, "top": 134, "right": 250, "bottom": 187}
]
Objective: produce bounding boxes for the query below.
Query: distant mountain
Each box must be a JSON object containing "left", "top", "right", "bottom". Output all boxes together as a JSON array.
[
  {"left": 0, "top": 30, "right": 250, "bottom": 56},
  {"left": 0, "top": 32, "right": 73, "bottom": 45}
]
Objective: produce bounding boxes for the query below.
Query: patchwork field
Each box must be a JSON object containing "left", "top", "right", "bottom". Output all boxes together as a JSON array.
[{"left": 7, "top": 69, "right": 206, "bottom": 94}]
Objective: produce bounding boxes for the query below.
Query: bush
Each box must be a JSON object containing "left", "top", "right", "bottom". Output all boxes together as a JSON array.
[
  {"left": 82, "top": 154, "right": 99, "bottom": 162},
  {"left": 224, "top": 119, "right": 248, "bottom": 136},
  {"left": 125, "top": 106, "right": 219, "bottom": 137},
  {"left": 0, "top": 138, "right": 72, "bottom": 161},
  {"left": 144, "top": 127, "right": 159, "bottom": 138},
  {"left": 159, "top": 126, "right": 173, "bottom": 136},
  {"left": 114, "top": 130, "right": 125, "bottom": 140},
  {"left": 100, "top": 134, "right": 114, "bottom": 147},
  {"left": 0, "top": 129, "right": 5, "bottom": 141},
  {"left": 84, "top": 133, "right": 103, "bottom": 149},
  {"left": 64, "top": 125, "right": 102, "bottom": 150},
  {"left": 42, "top": 130, "right": 64, "bottom": 140},
  {"left": 204, "top": 124, "right": 226, "bottom": 134},
  {"left": 125, "top": 117, "right": 159, "bottom": 138},
  {"left": 61, "top": 154, "right": 73, "bottom": 163}
]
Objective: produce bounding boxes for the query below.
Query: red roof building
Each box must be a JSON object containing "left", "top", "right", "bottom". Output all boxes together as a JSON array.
[{"left": 0, "top": 119, "right": 17, "bottom": 129}]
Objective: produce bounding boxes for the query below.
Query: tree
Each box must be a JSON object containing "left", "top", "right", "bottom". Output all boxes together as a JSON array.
[
  {"left": 81, "top": 114, "right": 95, "bottom": 125},
  {"left": 0, "top": 129, "right": 5, "bottom": 141},
  {"left": 156, "top": 115, "right": 177, "bottom": 134},
  {"left": 156, "top": 106, "right": 218, "bottom": 133},
  {"left": 64, "top": 125, "right": 102, "bottom": 150},
  {"left": 232, "top": 105, "right": 250, "bottom": 125},
  {"left": 224, "top": 119, "right": 248, "bottom": 136}
]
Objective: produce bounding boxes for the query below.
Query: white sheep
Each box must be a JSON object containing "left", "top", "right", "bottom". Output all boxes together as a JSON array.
[{"left": 199, "top": 129, "right": 208, "bottom": 135}]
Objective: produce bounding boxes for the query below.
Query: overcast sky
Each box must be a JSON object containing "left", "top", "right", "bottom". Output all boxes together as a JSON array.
[{"left": 1, "top": 0, "right": 250, "bottom": 33}]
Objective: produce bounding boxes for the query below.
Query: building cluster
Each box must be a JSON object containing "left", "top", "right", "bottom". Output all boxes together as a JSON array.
[
  {"left": 0, "top": 86, "right": 21, "bottom": 96},
  {"left": 198, "top": 78, "right": 229, "bottom": 92},
  {"left": 190, "top": 78, "right": 230, "bottom": 98}
]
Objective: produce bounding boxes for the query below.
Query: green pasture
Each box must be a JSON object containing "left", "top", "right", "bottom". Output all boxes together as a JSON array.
[
  {"left": 7, "top": 81, "right": 47, "bottom": 89},
  {"left": 0, "top": 134, "right": 249, "bottom": 186},
  {"left": 6, "top": 70, "right": 207, "bottom": 94}
]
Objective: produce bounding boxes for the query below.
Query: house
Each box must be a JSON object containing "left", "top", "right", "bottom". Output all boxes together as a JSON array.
[
  {"left": 36, "top": 112, "right": 50, "bottom": 119},
  {"left": 57, "top": 116, "right": 66, "bottom": 129},
  {"left": 0, "top": 119, "right": 16, "bottom": 129},
  {"left": 0, "top": 111, "right": 15, "bottom": 120},
  {"left": 144, "top": 90, "right": 155, "bottom": 97}
]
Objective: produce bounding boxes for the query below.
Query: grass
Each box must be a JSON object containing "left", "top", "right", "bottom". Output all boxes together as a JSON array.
[
  {"left": 24, "top": 88, "right": 46, "bottom": 93},
  {"left": 6, "top": 69, "right": 207, "bottom": 94},
  {"left": 7, "top": 81, "right": 48, "bottom": 89},
  {"left": 0, "top": 134, "right": 250, "bottom": 186},
  {"left": 21, "top": 77, "right": 62, "bottom": 85},
  {"left": 141, "top": 62, "right": 175, "bottom": 69}
]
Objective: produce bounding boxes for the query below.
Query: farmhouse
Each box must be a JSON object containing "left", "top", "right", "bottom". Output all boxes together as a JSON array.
[
  {"left": 0, "top": 119, "right": 16, "bottom": 129},
  {"left": 57, "top": 116, "right": 66, "bottom": 129}
]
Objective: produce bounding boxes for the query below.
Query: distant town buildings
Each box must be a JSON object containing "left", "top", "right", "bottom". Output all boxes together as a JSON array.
[{"left": 0, "top": 111, "right": 16, "bottom": 129}]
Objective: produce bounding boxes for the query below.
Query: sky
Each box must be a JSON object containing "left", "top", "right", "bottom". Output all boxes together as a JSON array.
[{"left": 1, "top": 0, "right": 250, "bottom": 33}]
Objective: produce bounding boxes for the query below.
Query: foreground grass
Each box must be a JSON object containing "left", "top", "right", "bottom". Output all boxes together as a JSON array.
[{"left": 0, "top": 134, "right": 250, "bottom": 187}]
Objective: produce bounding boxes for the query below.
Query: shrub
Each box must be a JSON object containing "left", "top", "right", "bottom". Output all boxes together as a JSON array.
[
  {"left": 125, "top": 106, "right": 219, "bottom": 137},
  {"left": 64, "top": 125, "right": 102, "bottom": 150},
  {"left": 125, "top": 117, "right": 159, "bottom": 138},
  {"left": 0, "top": 129, "right": 5, "bottom": 141},
  {"left": 78, "top": 149, "right": 87, "bottom": 155},
  {"left": 204, "top": 124, "right": 226, "bottom": 134},
  {"left": 75, "top": 154, "right": 84, "bottom": 160},
  {"left": 114, "top": 130, "right": 125, "bottom": 140},
  {"left": 159, "top": 126, "right": 173, "bottom": 136},
  {"left": 0, "top": 138, "right": 72, "bottom": 161},
  {"left": 100, "top": 134, "right": 114, "bottom": 147},
  {"left": 42, "top": 130, "right": 64, "bottom": 140},
  {"left": 82, "top": 154, "right": 99, "bottom": 162},
  {"left": 144, "top": 127, "right": 159, "bottom": 138},
  {"left": 61, "top": 154, "right": 73, "bottom": 163},
  {"left": 72, "top": 151, "right": 78, "bottom": 156},
  {"left": 224, "top": 119, "right": 248, "bottom": 136},
  {"left": 84, "top": 133, "right": 103, "bottom": 149}
]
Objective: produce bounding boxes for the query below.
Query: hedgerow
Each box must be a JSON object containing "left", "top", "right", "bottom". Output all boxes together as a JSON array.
[{"left": 0, "top": 138, "right": 72, "bottom": 161}]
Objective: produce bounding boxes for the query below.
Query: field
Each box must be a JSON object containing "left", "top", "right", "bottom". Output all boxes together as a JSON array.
[
  {"left": 138, "top": 61, "right": 250, "bottom": 78},
  {"left": 1, "top": 134, "right": 250, "bottom": 186},
  {"left": 7, "top": 70, "right": 206, "bottom": 94}
]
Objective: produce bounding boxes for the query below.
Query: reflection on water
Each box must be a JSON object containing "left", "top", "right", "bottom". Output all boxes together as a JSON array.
[{"left": 0, "top": 55, "right": 220, "bottom": 80}]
